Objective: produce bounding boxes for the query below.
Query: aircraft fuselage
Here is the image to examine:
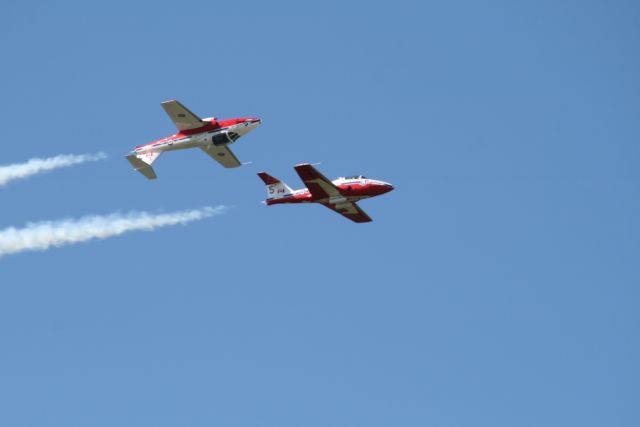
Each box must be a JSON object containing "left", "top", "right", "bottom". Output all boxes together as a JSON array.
[
  {"left": 133, "top": 118, "right": 261, "bottom": 156},
  {"left": 265, "top": 178, "right": 393, "bottom": 206}
]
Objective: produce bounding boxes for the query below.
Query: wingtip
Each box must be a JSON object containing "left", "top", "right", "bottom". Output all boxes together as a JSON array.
[{"left": 294, "top": 162, "right": 322, "bottom": 168}]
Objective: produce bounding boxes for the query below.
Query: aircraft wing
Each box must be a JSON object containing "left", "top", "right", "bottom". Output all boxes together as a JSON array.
[
  {"left": 200, "top": 145, "right": 242, "bottom": 168},
  {"left": 322, "top": 201, "right": 372, "bottom": 223},
  {"left": 293, "top": 163, "right": 341, "bottom": 198},
  {"left": 161, "top": 100, "right": 205, "bottom": 131}
]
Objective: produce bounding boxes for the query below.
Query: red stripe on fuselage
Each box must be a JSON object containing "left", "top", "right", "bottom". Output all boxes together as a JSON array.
[{"left": 135, "top": 118, "right": 257, "bottom": 149}]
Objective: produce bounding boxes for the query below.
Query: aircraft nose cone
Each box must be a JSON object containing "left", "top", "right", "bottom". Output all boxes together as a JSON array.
[{"left": 384, "top": 184, "right": 394, "bottom": 193}]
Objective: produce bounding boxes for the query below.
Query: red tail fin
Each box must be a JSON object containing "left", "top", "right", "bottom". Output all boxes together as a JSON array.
[
  {"left": 257, "top": 172, "right": 280, "bottom": 185},
  {"left": 257, "top": 172, "right": 293, "bottom": 200}
]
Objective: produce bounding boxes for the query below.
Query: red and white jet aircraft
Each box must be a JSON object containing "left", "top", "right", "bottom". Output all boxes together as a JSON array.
[
  {"left": 126, "top": 100, "right": 261, "bottom": 179},
  {"left": 257, "top": 163, "right": 394, "bottom": 223}
]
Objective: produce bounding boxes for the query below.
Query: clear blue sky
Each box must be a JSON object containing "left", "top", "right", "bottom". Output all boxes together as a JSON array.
[{"left": 1, "top": 1, "right": 638, "bottom": 425}]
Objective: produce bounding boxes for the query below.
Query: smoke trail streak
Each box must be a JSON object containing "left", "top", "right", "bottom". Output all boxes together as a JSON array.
[
  {"left": 0, "top": 152, "right": 107, "bottom": 186},
  {"left": 0, "top": 206, "right": 228, "bottom": 258}
]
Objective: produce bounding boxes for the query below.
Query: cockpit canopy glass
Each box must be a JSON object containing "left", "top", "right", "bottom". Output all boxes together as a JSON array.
[{"left": 344, "top": 175, "right": 366, "bottom": 179}]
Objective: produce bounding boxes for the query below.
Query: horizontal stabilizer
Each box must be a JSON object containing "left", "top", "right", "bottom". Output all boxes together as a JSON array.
[{"left": 126, "top": 154, "right": 158, "bottom": 180}]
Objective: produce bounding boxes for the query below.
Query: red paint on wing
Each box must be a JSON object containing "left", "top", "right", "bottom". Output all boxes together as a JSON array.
[{"left": 293, "top": 163, "right": 321, "bottom": 182}]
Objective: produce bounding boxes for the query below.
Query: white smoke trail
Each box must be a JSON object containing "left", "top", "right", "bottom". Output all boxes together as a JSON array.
[
  {"left": 0, "top": 152, "right": 107, "bottom": 186},
  {"left": 0, "top": 206, "right": 228, "bottom": 258}
]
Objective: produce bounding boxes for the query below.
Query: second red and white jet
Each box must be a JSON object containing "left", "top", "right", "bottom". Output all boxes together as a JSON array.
[
  {"left": 258, "top": 163, "right": 394, "bottom": 223},
  {"left": 126, "top": 100, "right": 261, "bottom": 179}
]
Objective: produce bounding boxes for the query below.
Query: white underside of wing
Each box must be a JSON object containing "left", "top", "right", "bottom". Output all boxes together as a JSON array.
[
  {"left": 161, "top": 100, "right": 205, "bottom": 131},
  {"left": 200, "top": 145, "right": 241, "bottom": 168}
]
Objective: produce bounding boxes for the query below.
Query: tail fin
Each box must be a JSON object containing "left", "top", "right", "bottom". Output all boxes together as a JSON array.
[
  {"left": 126, "top": 152, "right": 160, "bottom": 180},
  {"left": 257, "top": 172, "right": 293, "bottom": 199}
]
